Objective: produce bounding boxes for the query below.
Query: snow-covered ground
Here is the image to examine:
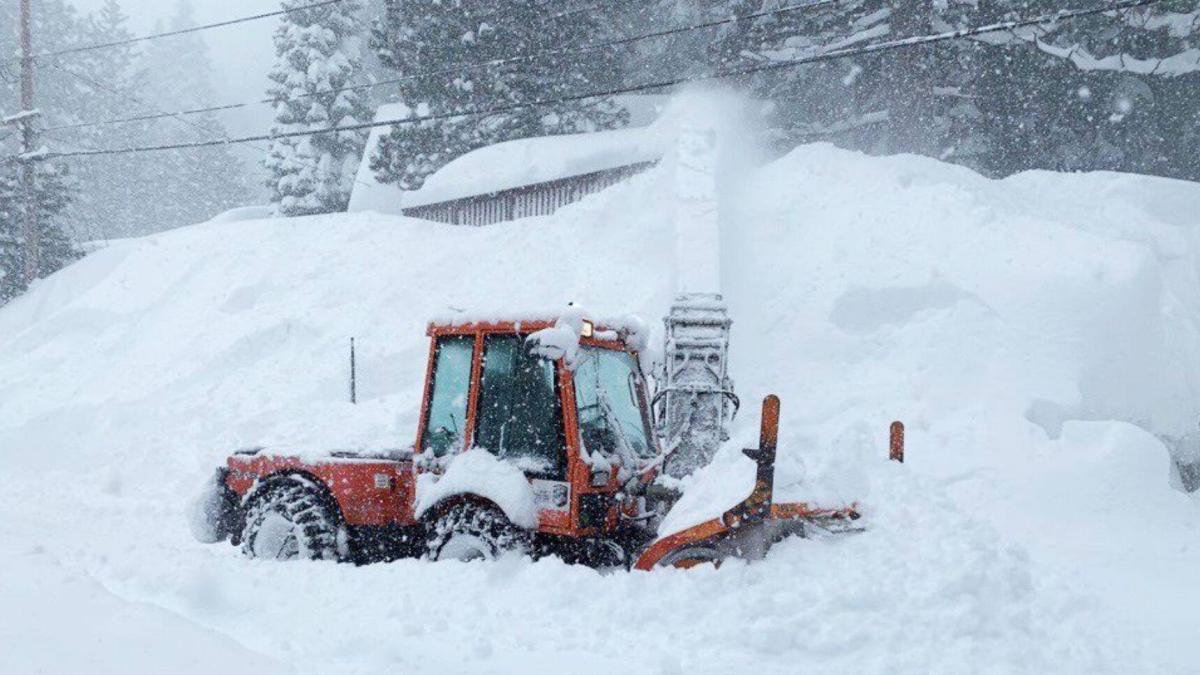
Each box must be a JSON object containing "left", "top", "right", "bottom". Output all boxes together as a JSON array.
[{"left": 1, "top": 143, "right": 1198, "bottom": 674}]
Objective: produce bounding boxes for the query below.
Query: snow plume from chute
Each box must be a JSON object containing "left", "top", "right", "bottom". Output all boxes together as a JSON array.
[{"left": 655, "top": 88, "right": 763, "bottom": 478}]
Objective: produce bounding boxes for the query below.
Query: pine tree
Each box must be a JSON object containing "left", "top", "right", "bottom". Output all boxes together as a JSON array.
[
  {"left": 59, "top": 0, "right": 163, "bottom": 240},
  {"left": 0, "top": 0, "right": 83, "bottom": 304},
  {"left": 1, "top": 0, "right": 250, "bottom": 238},
  {"left": 697, "top": 0, "right": 897, "bottom": 152},
  {"left": 970, "top": 0, "right": 1200, "bottom": 180},
  {"left": 0, "top": 0, "right": 93, "bottom": 128},
  {"left": 368, "top": 0, "right": 629, "bottom": 191},
  {"left": 264, "top": 0, "right": 372, "bottom": 216},
  {"left": 0, "top": 168, "right": 23, "bottom": 305},
  {"left": 0, "top": 160, "right": 79, "bottom": 306},
  {"left": 697, "top": 1, "right": 990, "bottom": 159},
  {"left": 139, "top": 0, "right": 253, "bottom": 230}
]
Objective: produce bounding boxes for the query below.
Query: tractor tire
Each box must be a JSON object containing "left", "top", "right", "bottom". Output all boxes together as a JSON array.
[
  {"left": 425, "top": 502, "right": 530, "bottom": 562},
  {"left": 240, "top": 478, "right": 345, "bottom": 562},
  {"left": 656, "top": 543, "right": 723, "bottom": 569}
]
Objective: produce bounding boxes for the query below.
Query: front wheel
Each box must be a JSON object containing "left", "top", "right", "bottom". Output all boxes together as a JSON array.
[
  {"left": 656, "top": 543, "right": 723, "bottom": 569},
  {"left": 425, "top": 502, "right": 529, "bottom": 562},
  {"left": 240, "top": 478, "right": 345, "bottom": 561}
]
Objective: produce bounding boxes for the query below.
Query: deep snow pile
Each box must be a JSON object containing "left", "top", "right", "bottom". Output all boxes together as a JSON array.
[{"left": 1, "top": 143, "right": 1198, "bottom": 674}]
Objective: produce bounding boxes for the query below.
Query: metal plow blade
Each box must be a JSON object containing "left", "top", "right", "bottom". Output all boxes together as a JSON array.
[{"left": 634, "top": 395, "right": 877, "bottom": 571}]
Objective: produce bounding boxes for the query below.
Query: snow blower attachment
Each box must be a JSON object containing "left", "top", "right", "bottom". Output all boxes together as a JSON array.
[
  {"left": 656, "top": 294, "right": 738, "bottom": 479},
  {"left": 193, "top": 315, "right": 886, "bottom": 570}
]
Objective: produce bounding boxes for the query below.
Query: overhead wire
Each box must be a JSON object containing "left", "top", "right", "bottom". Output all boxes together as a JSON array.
[
  {"left": 23, "top": 0, "right": 612, "bottom": 188},
  {"left": 4, "top": 0, "right": 348, "bottom": 65},
  {"left": 49, "top": 61, "right": 390, "bottom": 192},
  {"left": 45, "top": 61, "right": 238, "bottom": 144},
  {"left": 43, "top": 0, "right": 842, "bottom": 134},
  {"left": 38, "top": 0, "right": 1164, "bottom": 160}
]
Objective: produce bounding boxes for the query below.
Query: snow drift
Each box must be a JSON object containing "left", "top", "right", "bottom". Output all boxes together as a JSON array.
[{"left": 1, "top": 142, "right": 1198, "bottom": 674}]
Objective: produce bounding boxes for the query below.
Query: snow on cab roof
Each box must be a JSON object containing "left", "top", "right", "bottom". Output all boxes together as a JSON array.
[{"left": 427, "top": 308, "right": 651, "bottom": 355}]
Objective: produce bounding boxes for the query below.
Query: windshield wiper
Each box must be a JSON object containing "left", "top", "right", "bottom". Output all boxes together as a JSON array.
[{"left": 597, "top": 387, "right": 644, "bottom": 474}]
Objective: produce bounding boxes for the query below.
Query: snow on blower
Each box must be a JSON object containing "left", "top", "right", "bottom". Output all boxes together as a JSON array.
[{"left": 192, "top": 313, "right": 897, "bottom": 569}]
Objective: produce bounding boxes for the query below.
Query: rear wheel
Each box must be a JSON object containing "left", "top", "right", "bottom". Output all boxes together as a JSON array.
[
  {"left": 425, "top": 502, "right": 529, "bottom": 562},
  {"left": 240, "top": 478, "right": 344, "bottom": 561}
]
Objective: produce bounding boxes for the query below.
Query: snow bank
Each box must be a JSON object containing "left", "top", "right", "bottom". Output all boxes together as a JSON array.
[
  {"left": 2, "top": 140, "right": 1198, "bottom": 673},
  {"left": 1, "top": 518, "right": 290, "bottom": 675}
]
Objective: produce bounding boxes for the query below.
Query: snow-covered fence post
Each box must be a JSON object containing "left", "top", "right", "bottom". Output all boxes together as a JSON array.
[{"left": 659, "top": 122, "right": 737, "bottom": 479}]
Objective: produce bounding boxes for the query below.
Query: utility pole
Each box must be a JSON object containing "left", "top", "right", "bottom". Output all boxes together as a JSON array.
[{"left": 19, "top": 0, "right": 40, "bottom": 283}]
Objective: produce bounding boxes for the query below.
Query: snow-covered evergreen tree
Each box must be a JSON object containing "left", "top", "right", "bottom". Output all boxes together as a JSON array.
[
  {"left": 969, "top": 0, "right": 1200, "bottom": 180},
  {"left": 1, "top": 0, "right": 97, "bottom": 161},
  {"left": 0, "top": 0, "right": 246, "bottom": 239},
  {"left": 661, "top": 0, "right": 1200, "bottom": 183},
  {"left": 57, "top": 0, "right": 164, "bottom": 240},
  {"left": 368, "top": 0, "right": 628, "bottom": 191},
  {"left": 139, "top": 0, "right": 253, "bottom": 229},
  {"left": 696, "top": 1, "right": 982, "bottom": 159},
  {"left": 264, "top": 0, "right": 371, "bottom": 216},
  {"left": 0, "top": 161, "right": 79, "bottom": 305},
  {"left": 0, "top": 168, "right": 23, "bottom": 305},
  {"left": 0, "top": 0, "right": 83, "bottom": 303}
]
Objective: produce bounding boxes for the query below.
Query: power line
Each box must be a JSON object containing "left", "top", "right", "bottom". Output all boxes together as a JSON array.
[
  {"left": 45, "top": 61, "right": 233, "bottom": 144},
  {"left": 585, "top": 0, "right": 841, "bottom": 51},
  {"left": 43, "top": 59, "right": 383, "bottom": 191},
  {"left": 43, "top": 101, "right": 251, "bottom": 132},
  {"left": 43, "top": 0, "right": 842, "bottom": 134},
  {"left": 5, "top": 0, "right": 346, "bottom": 65},
  {"left": 39, "top": 0, "right": 1163, "bottom": 161}
]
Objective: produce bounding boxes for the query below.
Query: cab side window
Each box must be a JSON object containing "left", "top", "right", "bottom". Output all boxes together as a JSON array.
[
  {"left": 422, "top": 335, "right": 474, "bottom": 456},
  {"left": 475, "top": 335, "right": 566, "bottom": 479}
]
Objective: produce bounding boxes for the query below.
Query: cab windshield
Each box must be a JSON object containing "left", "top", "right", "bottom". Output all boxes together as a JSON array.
[{"left": 573, "top": 346, "right": 657, "bottom": 463}]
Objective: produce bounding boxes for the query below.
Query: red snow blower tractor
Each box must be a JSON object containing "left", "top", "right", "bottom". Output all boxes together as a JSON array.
[{"left": 193, "top": 316, "right": 894, "bottom": 569}]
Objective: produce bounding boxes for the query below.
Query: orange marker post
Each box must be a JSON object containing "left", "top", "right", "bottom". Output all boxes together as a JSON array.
[{"left": 889, "top": 421, "right": 905, "bottom": 463}]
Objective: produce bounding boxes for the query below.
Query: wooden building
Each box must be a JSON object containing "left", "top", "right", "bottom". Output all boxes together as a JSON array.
[
  {"left": 401, "top": 161, "right": 655, "bottom": 226},
  {"left": 349, "top": 110, "right": 664, "bottom": 226}
]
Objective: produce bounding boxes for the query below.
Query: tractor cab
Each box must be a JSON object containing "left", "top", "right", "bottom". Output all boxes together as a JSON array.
[{"left": 414, "top": 318, "right": 661, "bottom": 546}]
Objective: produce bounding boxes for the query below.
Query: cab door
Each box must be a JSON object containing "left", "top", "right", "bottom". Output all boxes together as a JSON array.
[
  {"left": 416, "top": 334, "right": 476, "bottom": 461},
  {"left": 473, "top": 333, "right": 573, "bottom": 531}
]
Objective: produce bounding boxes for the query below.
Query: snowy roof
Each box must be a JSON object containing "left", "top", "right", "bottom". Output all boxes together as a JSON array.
[
  {"left": 206, "top": 205, "right": 273, "bottom": 224},
  {"left": 347, "top": 96, "right": 668, "bottom": 215},
  {"left": 402, "top": 126, "right": 664, "bottom": 208}
]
